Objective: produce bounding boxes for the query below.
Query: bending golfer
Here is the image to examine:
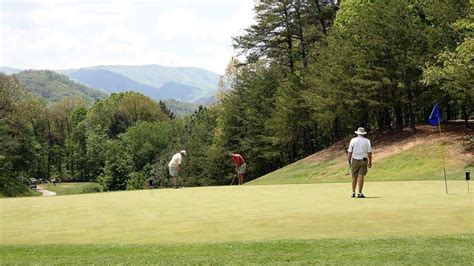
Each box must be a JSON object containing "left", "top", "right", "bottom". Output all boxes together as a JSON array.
[
  {"left": 230, "top": 153, "right": 246, "bottom": 185},
  {"left": 168, "top": 150, "right": 186, "bottom": 189},
  {"left": 347, "top": 127, "right": 372, "bottom": 198}
]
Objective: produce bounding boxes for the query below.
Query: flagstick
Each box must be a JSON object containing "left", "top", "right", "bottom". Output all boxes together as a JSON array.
[{"left": 438, "top": 118, "right": 448, "bottom": 194}]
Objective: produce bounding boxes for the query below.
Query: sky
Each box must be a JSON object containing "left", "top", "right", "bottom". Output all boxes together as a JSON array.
[{"left": 0, "top": 0, "right": 255, "bottom": 74}]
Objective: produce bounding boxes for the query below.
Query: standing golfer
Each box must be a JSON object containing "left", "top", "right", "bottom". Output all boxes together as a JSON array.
[
  {"left": 168, "top": 150, "right": 186, "bottom": 189},
  {"left": 230, "top": 153, "right": 246, "bottom": 185},
  {"left": 347, "top": 127, "right": 372, "bottom": 198}
]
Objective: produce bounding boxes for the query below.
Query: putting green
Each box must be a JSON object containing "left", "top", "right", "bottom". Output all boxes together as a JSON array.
[{"left": 1, "top": 181, "right": 472, "bottom": 245}]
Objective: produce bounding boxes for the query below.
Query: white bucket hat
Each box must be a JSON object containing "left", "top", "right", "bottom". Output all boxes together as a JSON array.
[
  {"left": 354, "top": 127, "right": 367, "bottom": 135},
  {"left": 180, "top": 150, "right": 187, "bottom": 156}
]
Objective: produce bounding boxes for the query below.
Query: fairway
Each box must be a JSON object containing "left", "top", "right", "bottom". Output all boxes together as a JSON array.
[{"left": 1, "top": 181, "right": 472, "bottom": 245}]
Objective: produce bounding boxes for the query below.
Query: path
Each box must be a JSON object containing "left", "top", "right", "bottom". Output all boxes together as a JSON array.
[{"left": 36, "top": 185, "right": 56, "bottom": 197}]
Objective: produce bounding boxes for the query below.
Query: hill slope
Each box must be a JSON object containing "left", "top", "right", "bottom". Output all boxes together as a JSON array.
[
  {"left": 15, "top": 70, "right": 107, "bottom": 104},
  {"left": 2, "top": 65, "right": 220, "bottom": 103},
  {"left": 249, "top": 124, "right": 473, "bottom": 185}
]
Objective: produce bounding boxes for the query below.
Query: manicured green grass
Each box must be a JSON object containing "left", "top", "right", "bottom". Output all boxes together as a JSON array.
[
  {"left": 1, "top": 235, "right": 472, "bottom": 265},
  {"left": 41, "top": 182, "right": 103, "bottom": 196},
  {"left": 1, "top": 181, "right": 472, "bottom": 245},
  {"left": 250, "top": 142, "right": 471, "bottom": 185}
]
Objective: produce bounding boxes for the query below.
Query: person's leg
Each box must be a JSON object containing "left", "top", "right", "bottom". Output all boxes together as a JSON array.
[
  {"left": 173, "top": 176, "right": 177, "bottom": 188},
  {"left": 239, "top": 174, "right": 244, "bottom": 185},
  {"left": 352, "top": 176, "right": 357, "bottom": 196},
  {"left": 358, "top": 160, "right": 368, "bottom": 197},
  {"left": 358, "top": 175, "right": 364, "bottom": 193},
  {"left": 350, "top": 160, "right": 360, "bottom": 196}
]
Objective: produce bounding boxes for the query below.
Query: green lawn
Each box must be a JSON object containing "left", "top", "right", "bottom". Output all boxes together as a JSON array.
[
  {"left": 1, "top": 181, "right": 472, "bottom": 245},
  {"left": 1, "top": 181, "right": 472, "bottom": 264},
  {"left": 250, "top": 142, "right": 471, "bottom": 185},
  {"left": 41, "top": 182, "right": 103, "bottom": 196},
  {"left": 1, "top": 235, "right": 472, "bottom": 265}
]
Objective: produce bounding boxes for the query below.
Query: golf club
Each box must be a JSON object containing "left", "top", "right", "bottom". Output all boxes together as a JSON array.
[
  {"left": 230, "top": 174, "right": 236, "bottom": 185},
  {"left": 345, "top": 163, "right": 351, "bottom": 175}
]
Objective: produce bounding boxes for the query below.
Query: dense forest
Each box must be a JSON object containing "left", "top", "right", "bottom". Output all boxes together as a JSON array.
[{"left": 1, "top": 0, "right": 472, "bottom": 196}]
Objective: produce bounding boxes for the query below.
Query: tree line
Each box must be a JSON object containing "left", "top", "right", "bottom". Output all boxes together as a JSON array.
[{"left": 1, "top": 0, "right": 472, "bottom": 196}]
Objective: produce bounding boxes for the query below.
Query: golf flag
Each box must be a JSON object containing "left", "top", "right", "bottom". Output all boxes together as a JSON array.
[
  {"left": 428, "top": 103, "right": 442, "bottom": 126},
  {"left": 429, "top": 103, "right": 448, "bottom": 194}
]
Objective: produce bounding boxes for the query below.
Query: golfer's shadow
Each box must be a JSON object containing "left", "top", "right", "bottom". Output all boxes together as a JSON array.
[{"left": 361, "top": 196, "right": 381, "bottom": 199}]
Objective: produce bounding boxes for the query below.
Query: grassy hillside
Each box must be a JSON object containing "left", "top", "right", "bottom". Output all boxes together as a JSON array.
[{"left": 250, "top": 124, "right": 473, "bottom": 185}]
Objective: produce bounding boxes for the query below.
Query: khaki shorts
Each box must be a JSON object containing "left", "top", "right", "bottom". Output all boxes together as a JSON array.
[
  {"left": 169, "top": 166, "right": 179, "bottom": 177},
  {"left": 351, "top": 159, "right": 368, "bottom": 177},
  {"left": 238, "top": 163, "right": 247, "bottom": 174}
]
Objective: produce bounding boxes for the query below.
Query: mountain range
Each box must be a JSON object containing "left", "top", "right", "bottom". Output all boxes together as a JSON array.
[{"left": 1, "top": 64, "right": 220, "bottom": 103}]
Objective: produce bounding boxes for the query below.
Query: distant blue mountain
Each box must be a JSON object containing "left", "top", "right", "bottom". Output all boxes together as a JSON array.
[
  {"left": 60, "top": 64, "right": 220, "bottom": 103},
  {"left": 67, "top": 69, "right": 159, "bottom": 96},
  {"left": 158, "top": 82, "right": 202, "bottom": 102},
  {"left": 0, "top": 66, "right": 22, "bottom": 75},
  {"left": 1, "top": 64, "right": 221, "bottom": 103}
]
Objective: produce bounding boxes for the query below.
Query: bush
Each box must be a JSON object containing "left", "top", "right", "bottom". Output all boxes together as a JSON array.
[{"left": 126, "top": 172, "right": 146, "bottom": 190}]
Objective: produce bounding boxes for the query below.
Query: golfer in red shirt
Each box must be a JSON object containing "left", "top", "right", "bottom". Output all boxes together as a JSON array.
[{"left": 230, "top": 153, "right": 247, "bottom": 185}]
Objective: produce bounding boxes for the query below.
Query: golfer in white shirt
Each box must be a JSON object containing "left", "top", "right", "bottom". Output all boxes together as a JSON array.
[
  {"left": 347, "top": 127, "right": 372, "bottom": 198},
  {"left": 169, "top": 150, "right": 186, "bottom": 189}
]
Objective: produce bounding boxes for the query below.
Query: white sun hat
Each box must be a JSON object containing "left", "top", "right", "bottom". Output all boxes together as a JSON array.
[
  {"left": 354, "top": 127, "right": 367, "bottom": 135},
  {"left": 180, "top": 150, "right": 187, "bottom": 156}
]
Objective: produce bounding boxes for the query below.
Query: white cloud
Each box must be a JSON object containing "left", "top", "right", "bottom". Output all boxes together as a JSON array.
[{"left": 0, "top": 0, "right": 255, "bottom": 73}]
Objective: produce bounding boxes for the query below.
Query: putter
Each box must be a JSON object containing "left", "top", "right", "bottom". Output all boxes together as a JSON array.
[
  {"left": 345, "top": 164, "right": 351, "bottom": 176},
  {"left": 230, "top": 174, "right": 236, "bottom": 185}
]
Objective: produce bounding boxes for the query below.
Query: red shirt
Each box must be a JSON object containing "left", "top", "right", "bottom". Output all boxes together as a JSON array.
[{"left": 231, "top": 154, "right": 245, "bottom": 167}]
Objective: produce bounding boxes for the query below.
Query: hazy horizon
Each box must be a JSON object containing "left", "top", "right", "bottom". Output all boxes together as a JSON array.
[{"left": 0, "top": 0, "right": 255, "bottom": 74}]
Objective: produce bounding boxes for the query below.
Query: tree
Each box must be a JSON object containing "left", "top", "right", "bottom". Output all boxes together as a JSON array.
[
  {"left": 0, "top": 74, "right": 37, "bottom": 195},
  {"left": 121, "top": 121, "right": 173, "bottom": 170},
  {"left": 98, "top": 140, "right": 134, "bottom": 191},
  {"left": 423, "top": 15, "right": 473, "bottom": 127},
  {"left": 87, "top": 92, "right": 169, "bottom": 138}
]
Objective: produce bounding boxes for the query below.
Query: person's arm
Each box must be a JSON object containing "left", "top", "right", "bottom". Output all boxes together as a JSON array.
[
  {"left": 367, "top": 139, "right": 372, "bottom": 168},
  {"left": 347, "top": 140, "right": 354, "bottom": 164}
]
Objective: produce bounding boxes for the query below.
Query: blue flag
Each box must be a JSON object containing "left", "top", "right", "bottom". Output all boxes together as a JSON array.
[{"left": 428, "top": 103, "right": 442, "bottom": 126}]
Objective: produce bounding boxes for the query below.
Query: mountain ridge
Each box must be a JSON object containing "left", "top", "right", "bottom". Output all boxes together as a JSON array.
[{"left": 1, "top": 64, "right": 221, "bottom": 103}]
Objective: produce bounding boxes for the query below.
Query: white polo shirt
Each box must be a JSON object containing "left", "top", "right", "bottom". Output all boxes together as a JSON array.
[
  {"left": 348, "top": 136, "right": 372, "bottom": 160},
  {"left": 168, "top": 153, "right": 182, "bottom": 167}
]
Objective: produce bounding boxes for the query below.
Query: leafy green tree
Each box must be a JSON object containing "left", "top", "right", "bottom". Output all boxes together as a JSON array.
[
  {"left": 0, "top": 74, "right": 37, "bottom": 195},
  {"left": 423, "top": 15, "right": 473, "bottom": 127},
  {"left": 98, "top": 140, "right": 134, "bottom": 191},
  {"left": 159, "top": 100, "right": 176, "bottom": 119},
  {"left": 121, "top": 121, "right": 173, "bottom": 170},
  {"left": 87, "top": 92, "right": 170, "bottom": 138},
  {"left": 86, "top": 128, "right": 108, "bottom": 181},
  {"left": 65, "top": 107, "right": 88, "bottom": 180}
]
